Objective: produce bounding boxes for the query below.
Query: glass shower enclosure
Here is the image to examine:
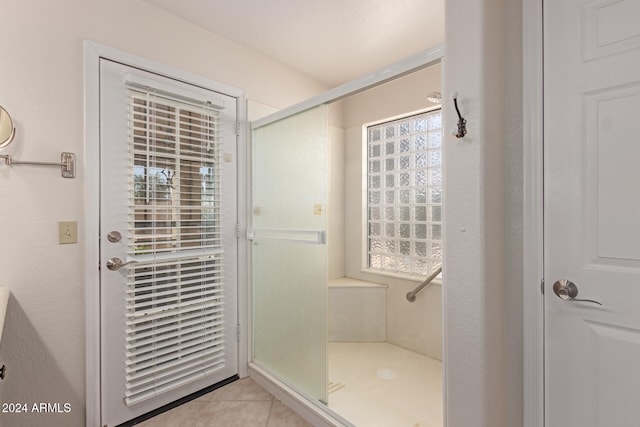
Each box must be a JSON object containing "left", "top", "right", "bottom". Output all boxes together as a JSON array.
[{"left": 250, "top": 104, "right": 328, "bottom": 404}]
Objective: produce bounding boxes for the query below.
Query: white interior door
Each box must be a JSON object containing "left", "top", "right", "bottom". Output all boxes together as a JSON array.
[
  {"left": 544, "top": 1, "right": 640, "bottom": 425},
  {"left": 99, "top": 59, "right": 238, "bottom": 426}
]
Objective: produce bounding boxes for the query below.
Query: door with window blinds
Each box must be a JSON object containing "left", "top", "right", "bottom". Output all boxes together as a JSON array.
[{"left": 99, "top": 60, "right": 238, "bottom": 426}]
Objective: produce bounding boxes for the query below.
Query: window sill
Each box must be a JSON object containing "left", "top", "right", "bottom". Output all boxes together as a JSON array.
[{"left": 360, "top": 268, "right": 443, "bottom": 286}]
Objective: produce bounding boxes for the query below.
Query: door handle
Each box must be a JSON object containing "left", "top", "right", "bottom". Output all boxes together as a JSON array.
[
  {"left": 106, "top": 257, "right": 138, "bottom": 271},
  {"left": 552, "top": 280, "right": 602, "bottom": 306}
]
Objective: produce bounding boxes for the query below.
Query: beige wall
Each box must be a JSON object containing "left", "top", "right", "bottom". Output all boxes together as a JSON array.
[
  {"left": 0, "top": 1, "right": 328, "bottom": 424},
  {"left": 442, "top": 0, "right": 518, "bottom": 425}
]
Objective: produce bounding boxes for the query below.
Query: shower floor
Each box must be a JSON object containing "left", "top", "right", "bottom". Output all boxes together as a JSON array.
[{"left": 328, "top": 342, "right": 442, "bottom": 427}]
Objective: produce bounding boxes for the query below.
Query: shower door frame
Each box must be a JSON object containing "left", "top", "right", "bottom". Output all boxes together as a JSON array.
[
  {"left": 247, "top": 44, "right": 444, "bottom": 425},
  {"left": 251, "top": 46, "right": 443, "bottom": 130}
]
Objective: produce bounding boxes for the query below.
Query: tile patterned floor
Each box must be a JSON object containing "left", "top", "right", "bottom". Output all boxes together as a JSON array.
[{"left": 137, "top": 377, "right": 312, "bottom": 427}]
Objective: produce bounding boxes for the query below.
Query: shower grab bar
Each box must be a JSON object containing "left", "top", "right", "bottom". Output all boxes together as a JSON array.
[{"left": 406, "top": 266, "right": 442, "bottom": 302}]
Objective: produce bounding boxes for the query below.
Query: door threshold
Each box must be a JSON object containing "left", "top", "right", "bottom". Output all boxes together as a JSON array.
[{"left": 116, "top": 375, "right": 239, "bottom": 427}]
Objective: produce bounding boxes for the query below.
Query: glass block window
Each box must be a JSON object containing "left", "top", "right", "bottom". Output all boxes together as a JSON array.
[{"left": 367, "top": 109, "right": 442, "bottom": 276}]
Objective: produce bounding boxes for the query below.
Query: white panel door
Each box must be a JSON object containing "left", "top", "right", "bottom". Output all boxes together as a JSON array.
[
  {"left": 99, "top": 59, "right": 238, "bottom": 426},
  {"left": 544, "top": 1, "right": 640, "bottom": 425}
]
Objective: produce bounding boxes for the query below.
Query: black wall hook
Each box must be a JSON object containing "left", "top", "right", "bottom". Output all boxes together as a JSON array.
[{"left": 451, "top": 92, "right": 467, "bottom": 138}]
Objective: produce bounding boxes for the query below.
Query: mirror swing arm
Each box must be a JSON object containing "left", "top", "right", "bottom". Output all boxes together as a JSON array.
[
  {"left": 0, "top": 151, "right": 76, "bottom": 178},
  {"left": 0, "top": 106, "right": 75, "bottom": 178}
]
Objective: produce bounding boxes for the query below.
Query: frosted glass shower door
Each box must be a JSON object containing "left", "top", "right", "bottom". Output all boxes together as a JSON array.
[{"left": 251, "top": 105, "right": 328, "bottom": 404}]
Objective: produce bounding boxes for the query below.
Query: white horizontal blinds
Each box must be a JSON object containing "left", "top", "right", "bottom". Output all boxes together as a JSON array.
[
  {"left": 124, "top": 88, "right": 226, "bottom": 406},
  {"left": 367, "top": 109, "right": 443, "bottom": 277}
]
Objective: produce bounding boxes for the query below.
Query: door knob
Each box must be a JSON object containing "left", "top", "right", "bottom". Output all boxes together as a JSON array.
[
  {"left": 106, "top": 257, "right": 138, "bottom": 271},
  {"left": 552, "top": 280, "right": 602, "bottom": 306}
]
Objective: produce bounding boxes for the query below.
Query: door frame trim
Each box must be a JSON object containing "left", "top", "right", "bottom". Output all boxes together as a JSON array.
[
  {"left": 83, "top": 41, "right": 248, "bottom": 427},
  {"left": 522, "top": 1, "right": 545, "bottom": 426}
]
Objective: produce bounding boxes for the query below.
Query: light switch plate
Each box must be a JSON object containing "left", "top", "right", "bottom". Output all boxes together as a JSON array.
[{"left": 59, "top": 221, "right": 77, "bottom": 244}]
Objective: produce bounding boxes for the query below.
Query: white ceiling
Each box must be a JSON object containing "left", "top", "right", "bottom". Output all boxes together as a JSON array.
[{"left": 143, "top": 0, "right": 444, "bottom": 86}]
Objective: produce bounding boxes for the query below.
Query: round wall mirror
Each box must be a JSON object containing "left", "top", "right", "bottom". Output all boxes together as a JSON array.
[{"left": 0, "top": 106, "right": 16, "bottom": 149}]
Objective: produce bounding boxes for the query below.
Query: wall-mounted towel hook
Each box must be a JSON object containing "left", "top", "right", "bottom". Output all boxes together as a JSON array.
[{"left": 450, "top": 91, "right": 467, "bottom": 138}]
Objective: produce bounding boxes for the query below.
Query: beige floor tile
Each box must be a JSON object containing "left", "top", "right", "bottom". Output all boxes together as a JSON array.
[
  {"left": 139, "top": 400, "right": 272, "bottom": 427},
  {"left": 136, "top": 378, "right": 315, "bottom": 427},
  {"left": 267, "top": 401, "right": 312, "bottom": 427},
  {"left": 208, "top": 377, "right": 275, "bottom": 402}
]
